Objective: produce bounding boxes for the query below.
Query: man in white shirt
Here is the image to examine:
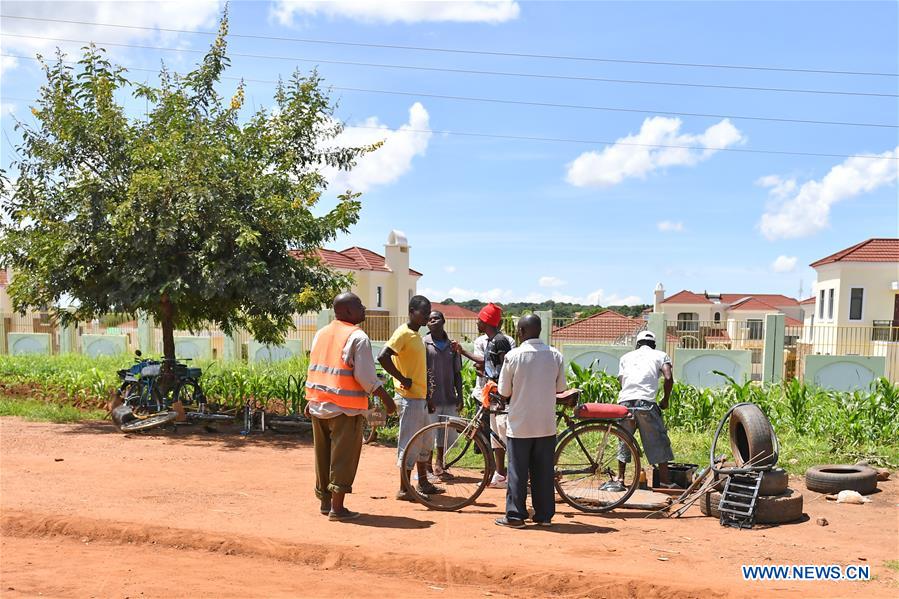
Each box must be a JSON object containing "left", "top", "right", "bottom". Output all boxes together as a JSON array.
[
  {"left": 495, "top": 314, "right": 566, "bottom": 528},
  {"left": 615, "top": 330, "right": 675, "bottom": 488}
]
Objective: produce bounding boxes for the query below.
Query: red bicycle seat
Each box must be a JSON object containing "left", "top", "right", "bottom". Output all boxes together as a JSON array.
[{"left": 574, "top": 403, "right": 629, "bottom": 420}]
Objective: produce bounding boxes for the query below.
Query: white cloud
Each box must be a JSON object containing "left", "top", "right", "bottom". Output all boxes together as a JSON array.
[
  {"left": 538, "top": 276, "right": 566, "bottom": 288},
  {"left": 759, "top": 146, "right": 899, "bottom": 240},
  {"left": 1, "top": 102, "right": 17, "bottom": 116},
  {"left": 1, "top": 55, "right": 19, "bottom": 75},
  {"left": 443, "top": 265, "right": 457, "bottom": 273},
  {"left": 565, "top": 117, "right": 744, "bottom": 187},
  {"left": 418, "top": 286, "right": 641, "bottom": 306},
  {"left": 657, "top": 220, "right": 684, "bottom": 233},
  {"left": 0, "top": 1, "right": 224, "bottom": 74},
  {"left": 272, "top": 0, "right": 520, "bottom": 25},
  {"left": 328, "top": 102, "right": 431, "bottom": 193},
  {"left": 771, "top": 255, "right": 798, "bottom": 273}
]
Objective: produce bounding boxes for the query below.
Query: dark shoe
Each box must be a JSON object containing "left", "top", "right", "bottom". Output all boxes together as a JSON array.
[
  {"left": 320, "top": 498, "right": 331, "bottom": 515},
  {"left": 328, "top": 509, "right": 360, "bottom": 522},
  {"left": 534, "top": 521, "right": 552, "bottom": 527},
  {"left": 396, "top": 489, "right": 425, "bottom": 502},
  {"left": 494, "top": 517, "right": 525, "bottom": 528},
  {"left": 418, "top": 483, "right": 445, "bottom": 495}
]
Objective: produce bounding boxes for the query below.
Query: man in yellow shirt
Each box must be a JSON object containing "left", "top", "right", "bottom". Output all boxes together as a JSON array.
[{"left": 378, "top": 295, "right": 443, "bottom": 501}]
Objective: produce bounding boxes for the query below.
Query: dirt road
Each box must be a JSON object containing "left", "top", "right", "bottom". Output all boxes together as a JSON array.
[{"left": 1, "top": 418, "right": 896, "bottom": 598}]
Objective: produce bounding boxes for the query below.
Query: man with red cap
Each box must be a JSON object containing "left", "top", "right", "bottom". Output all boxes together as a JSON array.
[{"left": 455, "top": 302, "right": 514, "bottom": 488}]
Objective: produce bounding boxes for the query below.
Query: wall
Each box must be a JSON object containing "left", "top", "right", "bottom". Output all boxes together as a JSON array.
[{"left": 828, "top": 263, "right": 897, "bottom": 325}]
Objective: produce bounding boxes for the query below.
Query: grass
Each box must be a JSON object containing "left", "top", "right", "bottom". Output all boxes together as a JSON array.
[
  {"left": 883, "top": 560, "right": 899, "bottom": 573},
  {"left": 0, "top": 395, "right": 107, "bottom": 423}
]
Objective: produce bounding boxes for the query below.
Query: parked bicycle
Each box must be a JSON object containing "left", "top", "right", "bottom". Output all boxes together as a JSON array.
[
  {"left": 113, "top": 350, "right": 234, "bottom": 433},
  {"left": 400, "top": 389, "right": 651, "bottom": 513}
]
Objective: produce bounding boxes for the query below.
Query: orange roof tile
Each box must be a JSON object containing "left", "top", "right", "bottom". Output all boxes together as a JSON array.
[
  {"left": 431, "top": 302, "right": 479, "bottom": 319},
  {"left": 0, "top": 269, "right": 7, "bottom": 286},
  {"left": 785, "top": 316, "right": 804, "bottom": 327},
  {"left": 728, "top": 297, "right": 782, "bottom": 312},
  {"left": 810, "top": 238, "right": 899, "bottom": 267},
  {"left": 552, "top": 309, "right": 645, "bottom": 342},
  {"left": 291, "top": 247, "right": 423, "bottom": 276},
  {"left": 720, "top": 293, "right": 799, "bottom": 307},
  {"left": 799, "top": 296, "right": 816, "bottom": 305},
  {"left": 660, "top": 290, "right": 713, "bottom": 304}
]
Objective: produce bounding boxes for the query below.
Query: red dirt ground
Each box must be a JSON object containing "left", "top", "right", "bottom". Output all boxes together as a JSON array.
[{"left": 1, "top": 417, "right": 897, "bottom": 598}]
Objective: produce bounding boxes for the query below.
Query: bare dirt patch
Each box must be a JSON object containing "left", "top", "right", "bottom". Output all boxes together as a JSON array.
[{"left": 1, "top": 417, "right": 897, "bottom": 598}]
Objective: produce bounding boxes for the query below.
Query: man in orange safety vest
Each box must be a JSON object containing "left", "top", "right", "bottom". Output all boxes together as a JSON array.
[{"left": 306, "top": 292, "right": 397, "bottom": 521}]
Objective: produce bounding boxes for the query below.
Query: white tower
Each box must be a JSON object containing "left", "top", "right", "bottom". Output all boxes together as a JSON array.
[{"left": 653, "top": 282, "right": 665, "bottom": 313}]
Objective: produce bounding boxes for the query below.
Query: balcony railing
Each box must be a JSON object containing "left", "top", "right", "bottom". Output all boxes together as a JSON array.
[{"left": 872, "top": 321, "right": 899, "bottom": 342}]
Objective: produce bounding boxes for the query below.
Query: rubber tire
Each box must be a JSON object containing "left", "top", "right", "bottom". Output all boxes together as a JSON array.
[
  {"left": 729, "top": 404, "right": 776, "bottom": 467},
  {"left": 119, "top": 410, "right": 178, "bottom": 433},
  {"left": 713, "top": 464, "right": 789, "bottom": 496},
  {"left": 699, "top": 488, "right": 804, "bottom": 524},
  {"left": 804, "top": 464, "right": 878, "bottom": 495}
]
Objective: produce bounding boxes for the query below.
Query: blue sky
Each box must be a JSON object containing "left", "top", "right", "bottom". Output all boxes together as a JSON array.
[{"left": 2, "top": 1, "right": 897, "bottom": 306}]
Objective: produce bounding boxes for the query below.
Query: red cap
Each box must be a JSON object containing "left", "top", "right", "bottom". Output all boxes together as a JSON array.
[{"left": 478, "top": 303, "right": 502, "bottom": 328}]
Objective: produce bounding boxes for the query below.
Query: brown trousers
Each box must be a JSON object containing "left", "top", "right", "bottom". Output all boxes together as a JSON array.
[{"left": 311, "top": 413, "right": 364, "bottom": 499}]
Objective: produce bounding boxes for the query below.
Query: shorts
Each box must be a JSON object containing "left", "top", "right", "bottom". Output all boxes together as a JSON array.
[
  {"left": 432, "top": 404, "right": 460, "bottom": 447},
  {"left": 490, "top": 412, "right": 508, "bottom": 449},
  {"left": 617, "top": 400, "right": 674, "bottom": 466},
  {"left": 396, "top": 396, "right": 435, "bottom": 469}
]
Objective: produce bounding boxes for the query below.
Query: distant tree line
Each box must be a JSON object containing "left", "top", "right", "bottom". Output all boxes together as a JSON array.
[{"left": 439, "top": 299, "right": 651, "bottom": 320}]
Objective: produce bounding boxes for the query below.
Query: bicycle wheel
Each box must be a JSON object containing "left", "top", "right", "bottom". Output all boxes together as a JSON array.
[
  {"left": 362, "top": 421, "right": 378, "bottom": 444},
  {"left": 401, "top": 420, "right": 492, "bottom": 511},
  {"left": 554, "top": 422, "right": 641, "bottom": 513},
  {"left": 119, "top": 410, "right": 178, "bottom": 433},
  {"left": 170, "top": 379, "right": 201, "bottom": 410}
]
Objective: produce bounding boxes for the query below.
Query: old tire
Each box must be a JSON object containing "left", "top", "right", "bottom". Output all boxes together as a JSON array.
[
  {"left": 729, "top": 403, "right": 776, "bottom": 467},
  {"left": 805, "top": 464, "right": 878, "bottom": 495},
  {"left": 699, "top": 489, "right": 804, "bottom": 524},
  {"left": 713, "top": 464, "right": 788, "bottom": 496}
]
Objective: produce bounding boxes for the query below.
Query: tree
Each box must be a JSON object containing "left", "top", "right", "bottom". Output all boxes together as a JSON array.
[{"left": 0, "top": 14, "right": 376, "bottom": 366}]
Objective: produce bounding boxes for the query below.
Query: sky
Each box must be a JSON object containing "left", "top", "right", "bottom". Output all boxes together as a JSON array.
[{"left": 1, "top": 1, "right": 897, "bottom": 306}]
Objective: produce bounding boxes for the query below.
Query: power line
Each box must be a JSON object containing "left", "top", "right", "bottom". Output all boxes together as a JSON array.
[
  {"left": 4, "top": 52, "right": 895, "bottom": 129},
  {"left": 2, "top": 13, "right": 896, "bottom": 78},
  {"left": 3, "top": 32, "right": 897, "bottom": 99},
  {"left": 2, "top": 90, "right": 895, "bottom": 161}
]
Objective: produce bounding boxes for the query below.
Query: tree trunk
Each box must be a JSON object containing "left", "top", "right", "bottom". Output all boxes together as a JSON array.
[{"left": 160, "top": 294, "right": 176, "bottom": 364}]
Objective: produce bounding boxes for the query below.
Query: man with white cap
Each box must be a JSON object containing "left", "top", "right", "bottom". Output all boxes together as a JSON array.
[{"left": 614, "top": 330, "right": 676, "bottom": 488}]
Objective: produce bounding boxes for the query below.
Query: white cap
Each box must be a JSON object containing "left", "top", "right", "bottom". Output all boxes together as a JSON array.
[{"left": 636, "top": 330, "right": 656, "bottom": 343}]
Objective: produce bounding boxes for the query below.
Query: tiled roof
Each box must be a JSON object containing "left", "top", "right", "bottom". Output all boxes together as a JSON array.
[
  {"left": 552, "top": 309, "right": 645, "bottom": 342},
  {"left": 810, "top": 238, "right": 899, "bottom": 267},
  {"left": 292, "top": 247, "right": 423, "bottom": 276},
  {"left": 660, "top": 290, "right": 713, "bottom": 304},
  {"left": 728, "top": 297, "right": 782, "bottom": 312},
  {"left": 719, "top": 294, "right": 799, "bottom": 307},
  {"left": 799, "top": 296, "right": 816, "bottom": 305},
  {"left": 785, "top": 316, "right": 803, "bottom": 327},
  {"left": 431, "top": 302, "right": 479, "bottom": 319},
  {"left": 0, "top": 269, "right": 7, "bottom": 286}
]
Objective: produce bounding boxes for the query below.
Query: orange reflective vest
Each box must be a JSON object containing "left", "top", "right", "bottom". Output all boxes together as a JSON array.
[{"left": 305, "top": 320, "right": 369, "bottom": 410}]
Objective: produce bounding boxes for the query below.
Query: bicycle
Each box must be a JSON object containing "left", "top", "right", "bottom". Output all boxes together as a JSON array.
[
  {"left": 399, "top": 389, "right": 650, "bottom": 513},
  {"left": 114, "top": 351, "right": 234, "bottom": 432}
]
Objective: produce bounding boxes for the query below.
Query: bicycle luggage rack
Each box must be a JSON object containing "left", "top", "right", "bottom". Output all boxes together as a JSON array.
[{"left": 709, "top": 402, "right": 780, "bottom": 530}]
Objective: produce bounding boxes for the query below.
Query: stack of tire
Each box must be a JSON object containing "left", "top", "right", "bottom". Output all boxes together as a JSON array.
[{"left": 699, "top": 404, "right": 804, "bottom": 525}]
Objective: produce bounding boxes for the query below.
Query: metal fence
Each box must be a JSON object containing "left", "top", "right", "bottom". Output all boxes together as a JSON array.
[
  {"left": 786, "top": 323, "right": 899, "bottom": 382},
  {"left": 550, "top": 316, "right": 646, "bottom": 347},
  {"left": 664, "top": 319, "right": 765, "bottom": 380}
]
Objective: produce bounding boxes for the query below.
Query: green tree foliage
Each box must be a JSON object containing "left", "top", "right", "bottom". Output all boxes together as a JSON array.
[
  {"left": 451, "top": 299, "right": 650, "bottom": 319},
  {"left": 0, "top": 14, "right": 377, "bottom": 362}
]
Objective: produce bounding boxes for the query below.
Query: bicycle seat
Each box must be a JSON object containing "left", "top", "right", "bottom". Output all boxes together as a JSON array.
[
  {"left": 574, "top": 402, "right": 629, "bottom": 420},
  {"left": 555, "top": 389, "right": 580, "bottom": 407}
]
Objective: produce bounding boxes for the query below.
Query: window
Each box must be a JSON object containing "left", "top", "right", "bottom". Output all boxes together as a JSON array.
[
  {"left": 376, "top": 286, "right": 383, "bottom": 308},
  {"left": 849, "top": 288, "right": 863, "bottom": 321},
  {"left": 818, "top": 290, "right": 825, "bottom": 319},
  {"left": 747, "top": 319, "right": 764, "bottom": 340},
  {"left": 827, "top": 289, "right": 834, "bottom": 320},
  {"left": 713, "top": 312, "right": 721, "bottom": 323},
  {"left": 676, "top": 312, "right": 699, "bottom": 332},
  {"left": 750, "top": 349, "right": 762, "bottom": 364}
]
